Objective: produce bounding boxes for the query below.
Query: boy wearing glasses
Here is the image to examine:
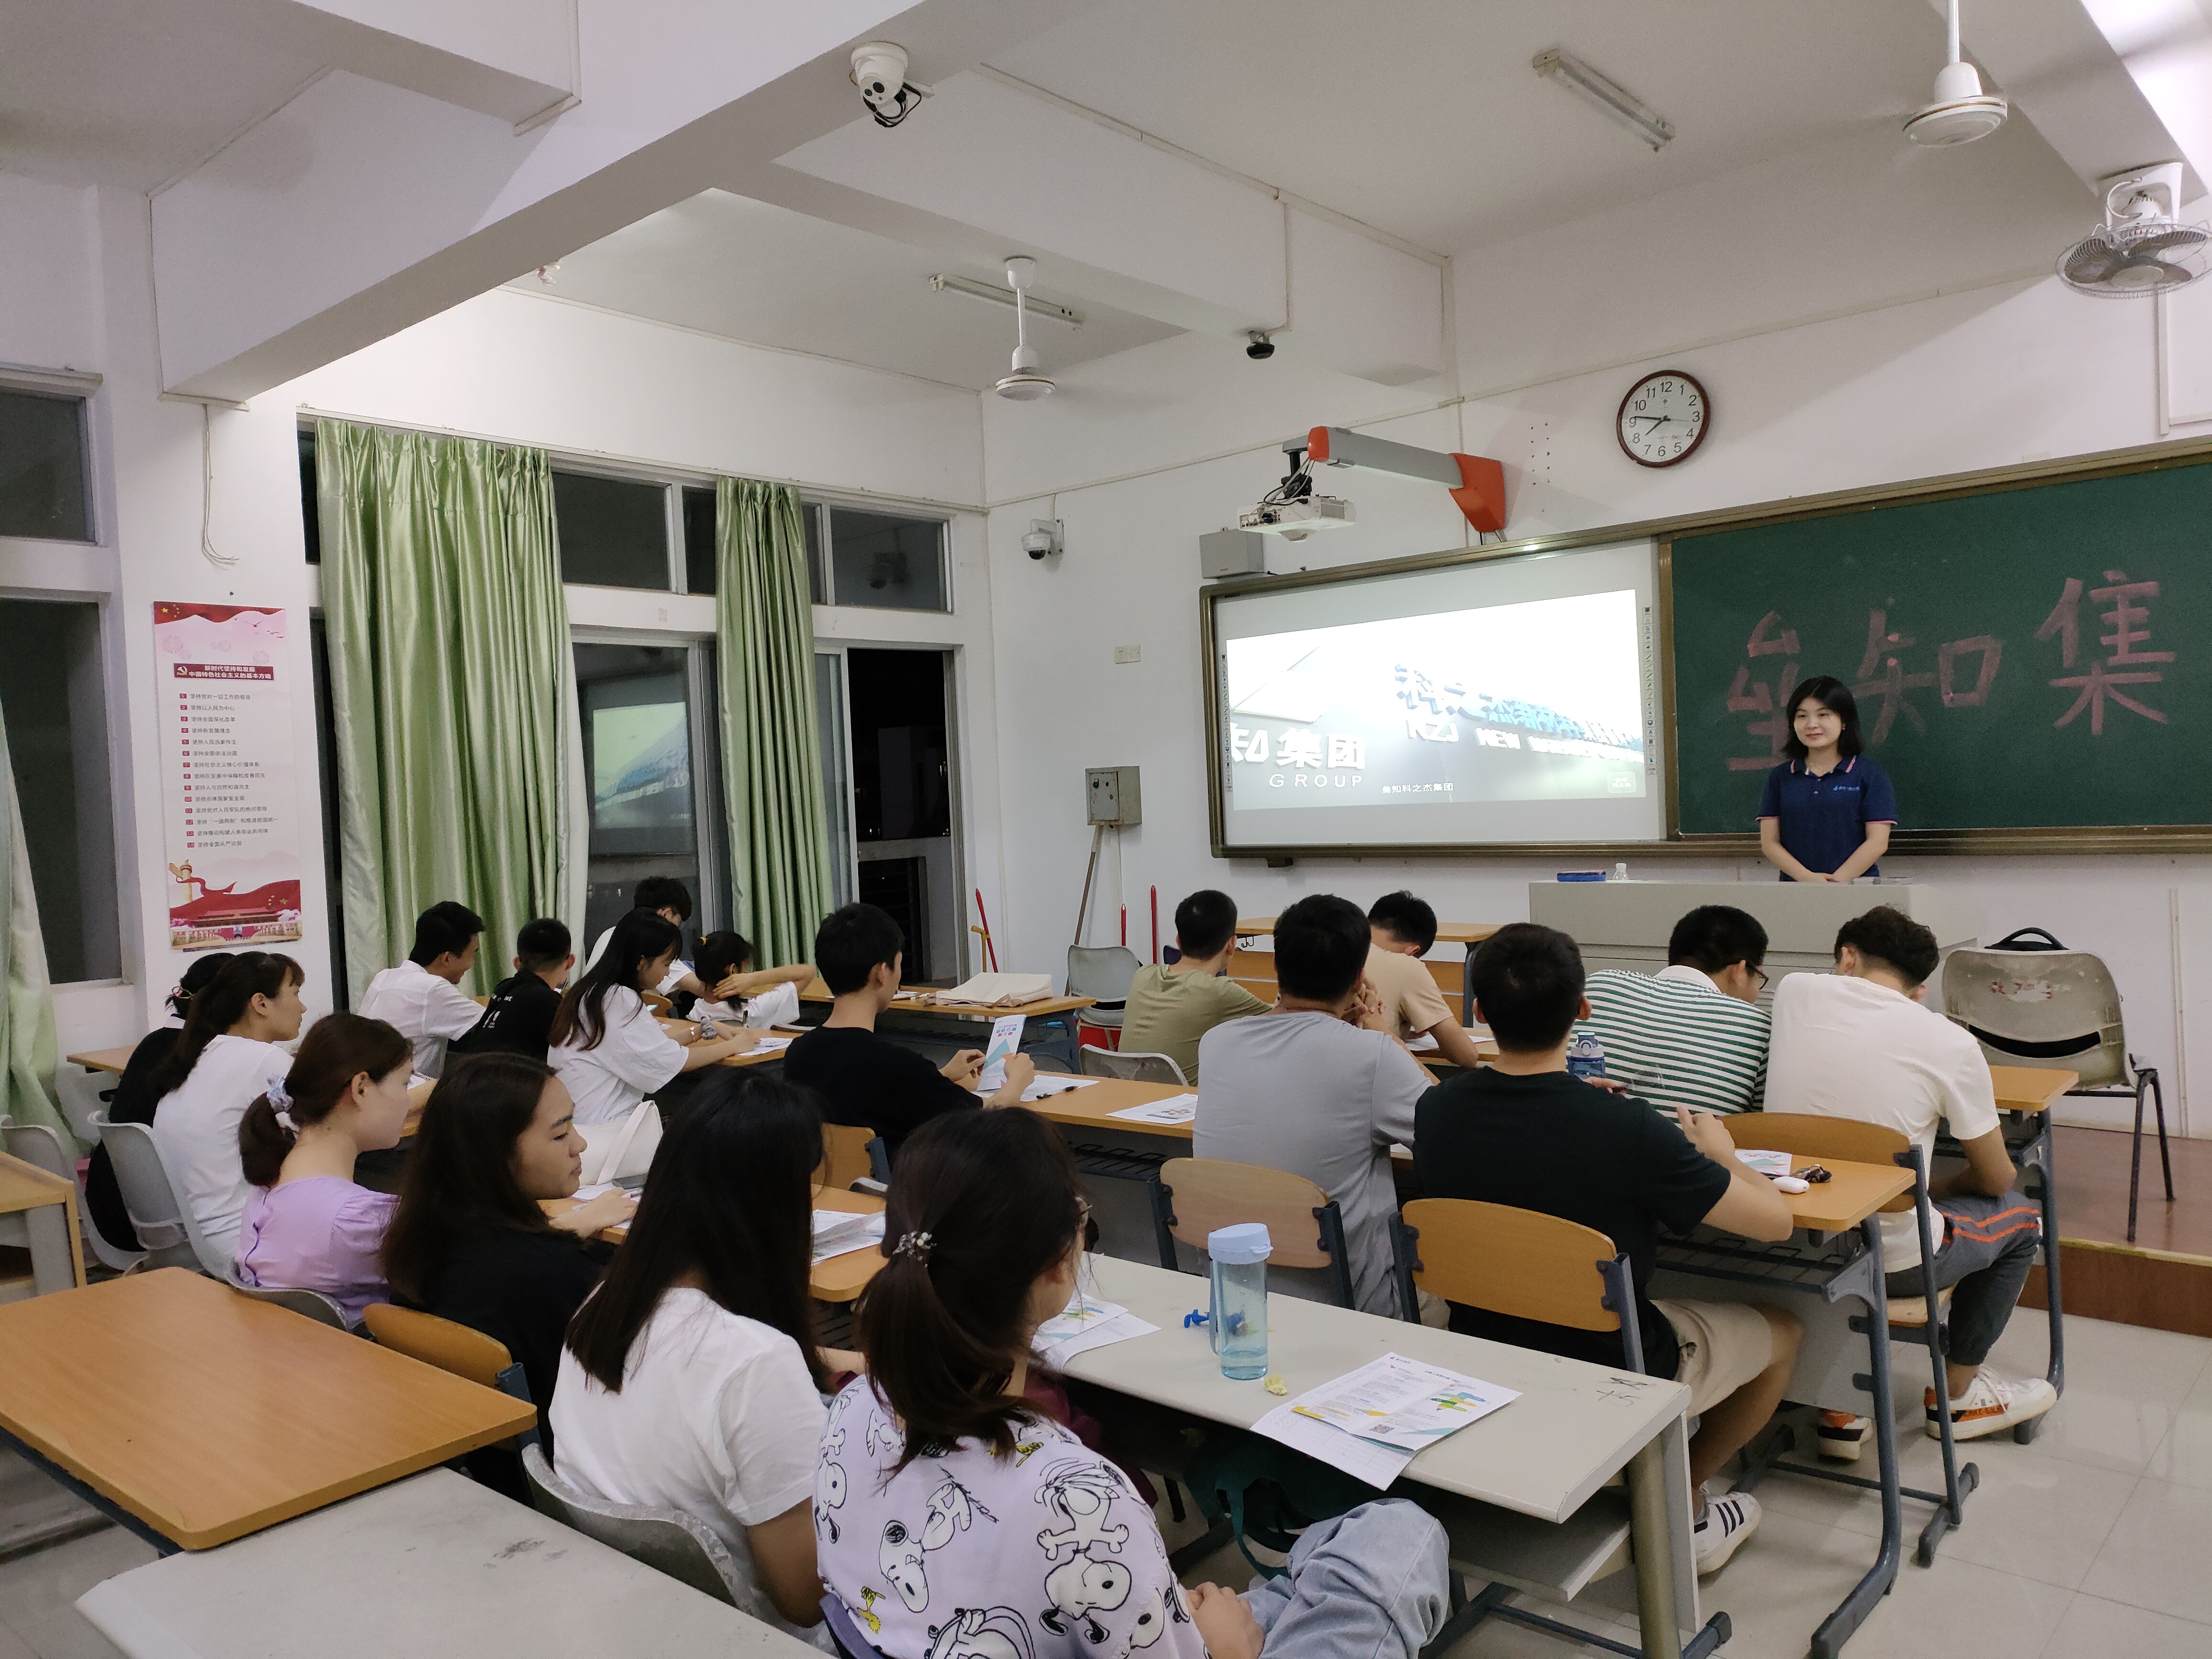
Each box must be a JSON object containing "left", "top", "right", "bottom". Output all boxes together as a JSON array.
[{"left": 1575, "top": 904, "right": 1773, "bottom": 1117}]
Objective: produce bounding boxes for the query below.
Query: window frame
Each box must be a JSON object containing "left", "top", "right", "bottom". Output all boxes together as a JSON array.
[{"left": 0, "top": 365, "right": 100, "bottom": 548}]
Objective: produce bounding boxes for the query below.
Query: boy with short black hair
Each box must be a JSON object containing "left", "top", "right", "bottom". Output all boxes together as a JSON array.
[
  {"left": 360, "top": 900, "right": 488, "bottom": 1077},
  {"left": 1578, "top": 904, "right": 1773, "bottom": 1117},
  {"left": 1119, "top": 889, "right": 1271, "bottom": 1081},
  {"left": 449, "top": 918, "right": 574, "bottom": 1062},
  {"left": 1194, "top": 893, "right": 1429, "bottom": 1316},
  {"left": 1364, "top": 890, "right": 1488, "bottom": 1070},
  {"left": 1767, "top": 905, "right": 2055, "bottom": 1444},
  {"left": 1416, "top": 922, "right": 1801, "bottom": 1574},
  {"left": 583, "top": 876, "right": 717, "bottom": 999},
  {"left": 784, "top": 903, "right": 1034, "bottom": 1156}
]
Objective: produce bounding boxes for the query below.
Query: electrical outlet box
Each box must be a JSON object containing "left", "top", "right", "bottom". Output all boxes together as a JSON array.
[
  {"left": 1086, "top": 766, "right": 1142, "bottom": 826},
  {"left": 1114, "top": 644, "right": 1141, "bottom": 664}
]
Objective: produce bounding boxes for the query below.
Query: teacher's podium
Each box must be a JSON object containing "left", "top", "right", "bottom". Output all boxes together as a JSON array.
[{"left": 1529, "top": 880, "right": 1981, "bottom": 983}]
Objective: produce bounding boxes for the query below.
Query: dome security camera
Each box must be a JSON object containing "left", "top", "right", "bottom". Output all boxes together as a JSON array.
[
  {"left": 1246, "top": 331, "right": 1275, "bottom": 360},
  {"left": 852, "top": 43, "right": 929, "bottom": 128}
]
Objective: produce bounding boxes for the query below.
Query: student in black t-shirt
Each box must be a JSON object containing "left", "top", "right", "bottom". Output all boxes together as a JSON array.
[
  {"left": 1414, "top": 922, "right": 1801, "bottom": 1577},
  {"left": 784, "top": 903, "right": 1035, "bottom": 1157},
  {"left": 450, "top": 919, "right": 575, "bottom": 1062}
]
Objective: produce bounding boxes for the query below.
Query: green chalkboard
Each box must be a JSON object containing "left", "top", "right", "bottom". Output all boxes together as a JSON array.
[{"left": 1670, "top": 455, "right": 2212, "bottom": 835}]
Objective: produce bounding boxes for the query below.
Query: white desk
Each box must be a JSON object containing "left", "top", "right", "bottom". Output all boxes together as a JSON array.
[
  {"left": 1065, "top": 1256, "right": 1704, "bottom": 1659},
  {"left": 76, "top": 1469, "right": 819, "bottom": 1659}
]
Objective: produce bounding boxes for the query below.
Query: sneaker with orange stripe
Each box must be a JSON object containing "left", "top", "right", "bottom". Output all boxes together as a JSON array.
[{"left": 1925, "top": 1366, "right": 2057, "bottom": 1440}]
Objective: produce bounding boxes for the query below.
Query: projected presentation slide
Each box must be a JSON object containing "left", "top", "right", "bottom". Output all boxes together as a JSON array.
[
  {"left": 590, "top": 700, "right": 693, "bottom": 831},
  {"left": 1212, "top": 541, "right": 1662, "bottom": 849}
]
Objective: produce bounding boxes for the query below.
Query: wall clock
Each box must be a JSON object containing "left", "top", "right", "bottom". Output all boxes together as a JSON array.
[{"left": 1616, "top": 369, "right": 1710, "bottom": 467}]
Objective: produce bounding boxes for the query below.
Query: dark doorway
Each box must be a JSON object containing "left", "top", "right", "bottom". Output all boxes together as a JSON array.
[{"left": 846, "top": 649, "right": 956, "bottom": 984}]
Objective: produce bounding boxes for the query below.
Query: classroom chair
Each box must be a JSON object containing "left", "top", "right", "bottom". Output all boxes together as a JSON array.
[
  {"left": 1385, "top": 1200, "right": 1735, "bottom": 1659},
  {"left": 227, "top": 1277, "right": 350, "bottom": 1329},
  {"left": 93, "top": 1113, "right": 233, "bottom": 1279},
  {"left": 1067, "top": 944, "right": 1142, "bottom": 1043},
  {"left": 362, "top": 1303, "right": 536, "bottom": 1440},
  {"left": 51, "top": 1064, "right": 114, "bottom": 1146},
  {"left": 1148, "top": 1157, "right": 1355, "bottom": 1309},
  {"left": 520, "top": 1443, "right": 778, "bottom": 1620},
  {"left": 1942, "top": 928, "right": 2169, "bottom": 1242},
  {"left": 0, "top": 1116, "right": 144, "bottom": 1275},
  {"left": 1720, "top": 1113, "right": 1977, "bottom": 1566},
  {"left": 817, "top": 1123, "right": 890, "bottom": 1190},
  {"left": 1077, "top": 1047, "right": 1188, "bottom": 1086},
  {"left": 821, "top": 1593, "right": 889, "bottom": 1659},
  {"left": 641, "top": 990, "right": 674, "bottom": 1016}
]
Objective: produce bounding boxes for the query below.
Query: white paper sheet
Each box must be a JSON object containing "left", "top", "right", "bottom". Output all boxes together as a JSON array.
[
  {"left": 1032, "top": 1292, "right": 1158, "bottom": 1364},
  {"left": 810, "top": 1209, "right": 886, "bottom": 1265},
  {"left": 1735, "top": 1148, "right": 1793, "bottom": 1177},
  {"left": 1108, "top": 1093, "right": 1199, "bottom": 1125},
  {"left": 744, "top": 1034, "right": 795, "bottom": 1052},
  {"left": 976, "top": 1014, "right": 1028, "bottom": 1092},
  {"left": 1252, "top": 1352, "right": 1520, "bottom": 1488},
  {"left": 1252, "top": 1403, "right": 1417, "bottom": 1488},
  {"left": 1022, "top": 1075, "right": 1098, "bottom": 1100}
]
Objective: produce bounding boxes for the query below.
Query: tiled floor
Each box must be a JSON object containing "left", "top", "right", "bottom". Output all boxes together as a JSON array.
[{"left": 1, "top": 1310, "right": 2208, "bottom": 1659}]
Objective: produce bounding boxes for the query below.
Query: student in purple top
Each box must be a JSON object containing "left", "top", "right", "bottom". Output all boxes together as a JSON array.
[
  {"left": 1758, "top": 677, "right": 1898, "bottom": 883},
  {"left": 234, "top": 1012, "right": 416, "bottom": 1325}
]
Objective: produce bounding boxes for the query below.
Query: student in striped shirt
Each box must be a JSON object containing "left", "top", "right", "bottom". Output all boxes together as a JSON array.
[{"left": 1577, "top": 905, "right": 1771, "bottom": 1116}]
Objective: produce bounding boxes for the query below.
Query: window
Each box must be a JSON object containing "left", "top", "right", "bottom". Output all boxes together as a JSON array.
[
  {"left": 0, "top": 600, "right": 119, "bottom": 982},
  {"left": 299, "top": 428, "right": 321, "bottom": 564},
  {"left": 682, "top": 486, "right": 717, "bottom": 596},
  {"left": 825, "top": 508, "right": 947, "bottom": 612},
  {"left": 554, "top": 471, "right": 674, "bottom": 590},
  {"left": 0, "top": 388, "right": 91, "bottom": 543}
]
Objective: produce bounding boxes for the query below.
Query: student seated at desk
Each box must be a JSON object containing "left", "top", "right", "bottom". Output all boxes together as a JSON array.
[
  {"left": 1765, "top": 905, "right": 2056, "bottom": 1445},
  {"left": 233, "top": 1013, "right": 413, "bottom": 1326},
  {"left": 1365, "top": 890, "right": 1489, "bottom": 1069},
  {"left": 817, "top": 1106, "right": 1450, "bottom": 1659},
  {"left": 148, "top": 951, "right": 308, "bottom": 1263},
  {"left": 688, "top": 930, "right": 812, "bottom": 1028},
  {"left": 359, "top": 900, "right": 490, "bottom": 1078},
  {"left": 84, "top": 951, "right": 235, "bottom": 1254},
  {"left": 1577, "top": 904, "right": 1772, "bottom": 1117},
  {"left": 583, "top": 876, "right": 714, "bottom": 1000},
  {"left": 382, "top": 1054, "right": 636, "bottom": 1434},
  {"left": 1414, "top": 923, "right": 1801, "bottom": 1575},
  {"left": 549, "top": 911, "right": 755, "bottom": 1127},
  {"left": 1194, "top": 894, "right": 1428, "bottom": 1316},
  {"left": 1119, "top": 888, "right": 1270, "bottom": 1081},
  {"left": 553, "top": 1073, "right": 839, "bottom": 1637},
  {"left": 784, "top": 902, "right": 1033, "bottom": 1158},
  {"left": 450, "top": 918, "right": 574, "bottom": 1063}
]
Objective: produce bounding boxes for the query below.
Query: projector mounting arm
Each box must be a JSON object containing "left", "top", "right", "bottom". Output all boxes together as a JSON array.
[{"left": 1303, "top": 426, "right": 1508, "bottom": 532}]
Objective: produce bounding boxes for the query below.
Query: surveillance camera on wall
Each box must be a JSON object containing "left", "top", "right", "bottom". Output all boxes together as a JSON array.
[
  {"left": 852, "top": 42, "right": 930, "bottom": 128},
  {"left": 1023, "top": 519, "right": 1063, "bottom": 560},
  {"left": 1246, "top": 331, "right": 1275, "bottom": 360}
]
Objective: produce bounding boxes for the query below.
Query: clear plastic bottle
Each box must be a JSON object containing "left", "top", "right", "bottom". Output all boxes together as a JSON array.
[
  {"left": 1206, "top": 1222, "right": 1272, "bottom": 1380},
  {"left": 1565, "top": 1030, "right": 1607, "bottom": 1082}
]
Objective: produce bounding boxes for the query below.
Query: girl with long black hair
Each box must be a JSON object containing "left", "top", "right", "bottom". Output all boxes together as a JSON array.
[{"left": 547, "top": 908, "right": 755, "bottom": 1125}]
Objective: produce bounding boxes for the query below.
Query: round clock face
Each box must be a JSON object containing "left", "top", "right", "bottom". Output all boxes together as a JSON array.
[{"left": 1616, "top": 371, "right": 1710, "bottom": 467}]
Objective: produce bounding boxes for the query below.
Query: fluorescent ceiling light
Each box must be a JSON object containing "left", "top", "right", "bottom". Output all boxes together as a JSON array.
[
  {"left": 929, "top": 273, "right": 1084, "bottom": 328},
  {"left": 1532, "top": 47, "right": 1675, "bottom": 150}
]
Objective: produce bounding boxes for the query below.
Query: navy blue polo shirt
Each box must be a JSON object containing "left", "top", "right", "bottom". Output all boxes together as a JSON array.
[{"left": 1757, "top": 756, "right": 1896, "bottom": 880}]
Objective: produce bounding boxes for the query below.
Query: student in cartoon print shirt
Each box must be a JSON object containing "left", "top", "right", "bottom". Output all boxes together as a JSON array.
[
  {"left": 814, "top": 1109, "right": 1452, "bottom": 1659},
  {"left": 1758, "top": 677, "right": 1898, "bottom": 883}
]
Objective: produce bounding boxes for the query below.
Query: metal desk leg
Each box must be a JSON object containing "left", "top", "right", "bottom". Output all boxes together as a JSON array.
[
  {"left": 1808, "top": 1217, "right": 1903, "bottom": 1659},
  {"left": 1626, "top": 1431, "right": 1682, "bottom": 1659}
]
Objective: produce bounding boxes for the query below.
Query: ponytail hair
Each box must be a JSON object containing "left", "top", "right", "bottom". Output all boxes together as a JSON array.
[
  {"left": 550, "top": 909, "right": 680, "bottom": 1052},
  {"left": 166, "top": 951, "right": 237, "bottom": 1020},
  {"left": 238, "top": 1012, "right": 411, "bottom": 1188},
  {"left": 146, "top": 951, "right": 303, "bottom": 1102},
  {"left": 855, "top": 1108, "right": 1086, "bottom": 1478}
]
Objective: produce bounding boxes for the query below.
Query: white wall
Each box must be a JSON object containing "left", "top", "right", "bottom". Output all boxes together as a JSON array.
[{"left": 979, "top": 244, "right": 2212, "bottom": 1136}]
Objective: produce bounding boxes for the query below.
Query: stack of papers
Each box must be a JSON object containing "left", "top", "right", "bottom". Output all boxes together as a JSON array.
[
  {"left": 1032, "top": 1292, "right": 1157, "bottom": 1364},
  {"left": 810, "top": 1209, "right": 886, "bottom": 1265},
  {"left": 1735, "top": 1149, "right": 1794, "bottom": 1178},
  {"left": 1109, "top": 1093, "right": 1198, "bottom": 1126},
  {"left": 745, "top": 1034, "right": 795, "bottom": 1052},
  {"left": 1254, "top": 1353, "right": 1520, "bottom": 1488},
  {"left": 939, "top": 973, "right": 1055, "bottom": 1007}
]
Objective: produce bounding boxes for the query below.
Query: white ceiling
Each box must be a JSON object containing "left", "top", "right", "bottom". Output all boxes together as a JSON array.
[
  {"left": 515, "top": 191, "right": 1184, "bottom": 392},
  {"left": 985, "top": 0, "right": 2055, "bottom": 256}
]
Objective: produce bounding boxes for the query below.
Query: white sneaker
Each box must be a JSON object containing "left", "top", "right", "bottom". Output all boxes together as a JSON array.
[
  {"left": 1692, "top": 1490, "right": 1761, "bottom": 1574},
  {"left": 1816, "top": 1410, "right": 1871, "bottom": 1462},
  {"left": 1926, "top": 1367, "right": 2058, "bottom": 1441}
]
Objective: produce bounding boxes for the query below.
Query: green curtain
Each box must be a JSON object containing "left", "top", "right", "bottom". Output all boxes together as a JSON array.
[
  {"left": 318, "top": 420, "right": 577, "bottom": 1004},
  {"left": 716, "top": 478, "right": 834, "bottom": 966},
  {"left": 0, "top": 708, "right": 70, "bottom": 1152}
]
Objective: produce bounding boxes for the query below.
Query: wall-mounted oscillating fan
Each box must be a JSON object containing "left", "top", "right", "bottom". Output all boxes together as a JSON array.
[{"left": 2058, "top": 163, "right": 2211, "bottom": 298}]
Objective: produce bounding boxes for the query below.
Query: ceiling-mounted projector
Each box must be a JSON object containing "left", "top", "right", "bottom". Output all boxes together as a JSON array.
[
  {"left": 1903, "top": 0, "right": 2006, "bottom": 147},
  {"left": 1241, "top": 442, "right": 1354, "bottom": 540}
]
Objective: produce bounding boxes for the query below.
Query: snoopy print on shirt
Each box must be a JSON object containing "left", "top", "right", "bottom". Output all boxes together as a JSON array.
[{"left": 815, "top": 1379, "right": 1210, "bottom": 1659}]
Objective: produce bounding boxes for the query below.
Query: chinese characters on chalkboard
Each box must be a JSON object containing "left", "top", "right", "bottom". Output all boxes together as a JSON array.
[{"left": 1722, "top": 569, "right": 2173, "bottom": 772}]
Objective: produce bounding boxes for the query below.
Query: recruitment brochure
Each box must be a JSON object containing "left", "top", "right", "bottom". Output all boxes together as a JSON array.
[{"left": 1253, "top": 1352, "right": 1520, "bottom": 1488}]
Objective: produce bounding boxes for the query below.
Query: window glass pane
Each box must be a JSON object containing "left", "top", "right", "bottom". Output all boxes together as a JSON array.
[
  {"left": 299, "top": 428, "right": 320, "bottom": 564},
  {"left": 804, "top": 502, "right": 827, "bottom": 605},
  {"left": 0, "top": 390, "right": 90, "bottom": 542},
  {"left": 682, "top": 486, "right": 716, "bottom": 595},
  {"left": 814, "top": 653, "right": 854, "bottom": 910},
  {"left": 576, "top": 642, "right": 700, "bottom": 955},
  {"left": 555, "top": 471, "right": 671, "bottom": 590},
  {"left": 0, "top": 600, "right": 119, "bottom": 981},
  {"left": 829, "top": 509, "right": 944, "bottom": 612}
]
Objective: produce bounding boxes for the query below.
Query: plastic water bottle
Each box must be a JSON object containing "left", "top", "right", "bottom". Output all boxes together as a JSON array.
[
  {"left": 1206, "top": 1223, "right": 1271, "bottom": 1380},
  {"left": 1565, "top": 1030, "right": 1607, "bottom": 1082}
]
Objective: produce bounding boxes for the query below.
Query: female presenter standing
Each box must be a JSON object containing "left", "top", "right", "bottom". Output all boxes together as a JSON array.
[{"left": 1758, "top": 676, "right": 1897, "bottom": 882}]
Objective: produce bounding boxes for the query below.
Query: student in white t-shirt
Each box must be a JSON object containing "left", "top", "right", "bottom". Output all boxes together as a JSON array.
[
  {"left": 147, "top": 951, "right": 308, "bottom": 1261},
  {"left": 358, "top": 900, "right": 488, "bottom": 1078},
  {"left": 1766, "top": 904, "right": 2055, "bottom": 1446},
  {"left": 548, "top": 910, "right": 757, "bottom": 1126},
  {"left": 689, "top": 930, "right": 813, "bottom": 1028},
  {"left": 552, "top": 1072, "right": 851, "bottom": 1637}
]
